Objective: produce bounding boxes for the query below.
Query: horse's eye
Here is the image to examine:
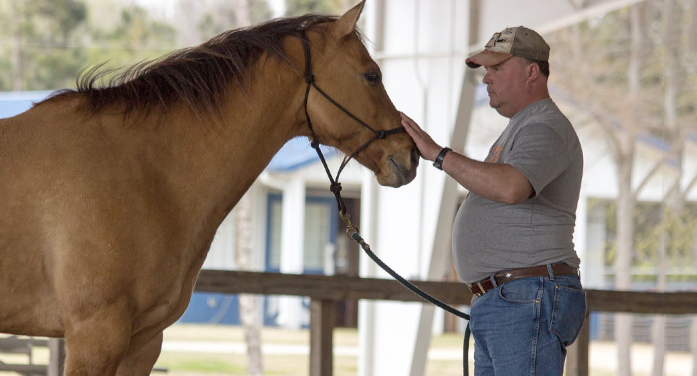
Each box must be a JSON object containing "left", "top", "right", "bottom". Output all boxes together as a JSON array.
[{"left": 364, "top": 72, "right": 381, "bottom": 84}]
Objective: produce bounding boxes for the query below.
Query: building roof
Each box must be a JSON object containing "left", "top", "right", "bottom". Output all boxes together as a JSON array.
[{"left": 266, "top": 137, "right": 339, "bottom": 172}]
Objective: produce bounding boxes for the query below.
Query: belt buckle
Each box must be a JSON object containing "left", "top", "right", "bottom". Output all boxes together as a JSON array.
[
  {"left": 467, "top": 282, "right": 484, "bottom": 297},
  {"left": 476, "top": 281, "right": 485, "bottom": 296}
]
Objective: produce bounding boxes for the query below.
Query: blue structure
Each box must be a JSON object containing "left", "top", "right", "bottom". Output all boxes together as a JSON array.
[
  {"left": 178, "top": 293, "right": 240, "bottom": 325},
  {"left": 0, "top": 91, "right": 52, "bottom": 119}
]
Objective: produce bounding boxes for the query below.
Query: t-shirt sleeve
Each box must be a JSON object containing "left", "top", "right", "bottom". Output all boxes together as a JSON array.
[{"left": 503, "top": 123, "right": 570, "bottom": 198}]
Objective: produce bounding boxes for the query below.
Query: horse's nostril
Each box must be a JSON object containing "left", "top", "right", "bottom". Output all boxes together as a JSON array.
[{"left": 410, "top": 147, "right": 420, "bottom": 166}]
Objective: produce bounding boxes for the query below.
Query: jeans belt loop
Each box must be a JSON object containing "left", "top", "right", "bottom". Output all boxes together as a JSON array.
[
  {"left": 547, "top": 264, "right": 555, "bottom": 281},
  {"left": 489, "top": 275, "right": 498, "bottom": 288},
  {"left": 476, "top": 281, "right": 485, "bottom": 296}
]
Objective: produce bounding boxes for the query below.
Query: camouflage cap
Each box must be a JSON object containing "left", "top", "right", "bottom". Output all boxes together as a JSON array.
[{"left": 466, "top": 26, "right": 550, "bottom": 68}]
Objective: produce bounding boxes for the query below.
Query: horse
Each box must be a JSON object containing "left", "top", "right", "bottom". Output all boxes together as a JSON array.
[{"left": 0, "top": 1, "right": 418, "bottom": 374}]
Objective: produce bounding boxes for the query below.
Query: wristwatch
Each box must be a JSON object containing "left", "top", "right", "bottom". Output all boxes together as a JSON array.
[{"left": 432, "top": 147, "right": 451, "bottom": 170}]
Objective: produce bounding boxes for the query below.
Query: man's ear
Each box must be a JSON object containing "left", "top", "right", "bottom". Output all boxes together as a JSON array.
[
  {"left": 331, "top": 1, "right": 365, "bottom": 40},
  {"left": 527, "top": 62, "right": 540, "bottom": 82}
]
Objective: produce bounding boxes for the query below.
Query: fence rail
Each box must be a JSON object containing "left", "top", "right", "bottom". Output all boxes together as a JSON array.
[
  {"left": 195, "top": 270, "right": 697, "bottom": 376},
  {"left": 3, "top": 270, "right": 694, "bottom": 376}
]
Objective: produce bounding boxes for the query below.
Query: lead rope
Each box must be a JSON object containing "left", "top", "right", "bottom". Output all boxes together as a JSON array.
[
  {"left": 300, "top": 30, "right": 472, "bottom": 375},
  {"left": 346, "top": 217, "right": 472, "bottom": 376}
]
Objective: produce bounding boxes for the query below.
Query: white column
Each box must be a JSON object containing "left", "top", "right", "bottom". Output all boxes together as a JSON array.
[
  {"left": 358, "top": 170, "right": 379, "bottom": 376},
  {"left": 359, "top": 1, "right": 384, "bottom": 374},
  {"left": 410, "top": 64, "right": 478, "bottom": 375},
  {"left": 277, "top": 177, "right": 305, "bottom": 329}
]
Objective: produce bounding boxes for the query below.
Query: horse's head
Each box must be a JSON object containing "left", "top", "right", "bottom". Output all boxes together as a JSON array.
[{"left": 301, "top": 1, "right": 418, "bottom": 188}]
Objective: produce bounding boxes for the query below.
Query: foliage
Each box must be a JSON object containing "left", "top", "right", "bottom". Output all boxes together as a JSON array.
[
  {"left": 548, "top": 0, "right": 697, "bottom": 139},
  {"left": 284, "top": 0, "right": 351, "bottom": 17},
  {"left": 0, "top": 0, "right": 355, "bottom": 92},
  {"left": 553, "top": 1, "right": 697, "bottom": 286},
  {"left": 589, "top": 198, "right": 697, "bottom": 277},
  {"left": 196, "top": 0, "right": 273, "bottom": 41},
  {"left": 0, "top": 0, "right": 177, "bottom": 91}
]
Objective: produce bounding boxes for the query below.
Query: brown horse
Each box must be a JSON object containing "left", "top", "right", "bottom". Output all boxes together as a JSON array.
[{"left": 0, "top": 2, "right": 417, "bottom": 375}]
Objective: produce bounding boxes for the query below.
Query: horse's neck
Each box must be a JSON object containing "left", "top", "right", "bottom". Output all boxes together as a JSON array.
[{"left": 152, "top": 56, "right": 307, "bottom": 236}]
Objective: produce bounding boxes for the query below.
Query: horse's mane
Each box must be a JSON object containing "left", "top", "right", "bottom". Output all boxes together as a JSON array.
[{"left": 44, "top": 14, "right": 350, "bottom": 116}]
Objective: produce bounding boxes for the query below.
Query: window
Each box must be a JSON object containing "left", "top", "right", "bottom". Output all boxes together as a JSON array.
[{"left": 265, "top": 194, "right": 337, "bottom": 274}]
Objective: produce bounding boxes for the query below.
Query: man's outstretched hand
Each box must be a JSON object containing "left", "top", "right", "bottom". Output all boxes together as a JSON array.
[{"left": 400, "top": 112, "right": 442, "bottom": 162}]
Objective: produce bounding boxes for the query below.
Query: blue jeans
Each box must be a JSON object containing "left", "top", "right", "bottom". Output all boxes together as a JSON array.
[{"left": 469, "top": 272, "right": 586, "bottom": 376}]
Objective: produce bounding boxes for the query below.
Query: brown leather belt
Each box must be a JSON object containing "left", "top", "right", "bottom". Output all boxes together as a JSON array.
[{"left": 467, "top": 264, "right": 578, "bottom": 297}]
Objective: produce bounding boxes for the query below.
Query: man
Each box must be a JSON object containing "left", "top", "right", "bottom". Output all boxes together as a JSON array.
[{"left": 401, "top": 26, "right": 586, "bottom": 375}]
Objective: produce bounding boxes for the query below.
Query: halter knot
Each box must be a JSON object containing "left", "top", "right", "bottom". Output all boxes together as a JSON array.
[
  {"left": 377, "top": 130, "right": 387, "bottom": 139},
  {"left": 330, "top": 182, "right": 342, "bottom": 194},
  {"left": 305, "top": 74, "right": 314, "bottom": 84},
  {"left": 310, "top": 139, "right": 320, "bottom": 149}
]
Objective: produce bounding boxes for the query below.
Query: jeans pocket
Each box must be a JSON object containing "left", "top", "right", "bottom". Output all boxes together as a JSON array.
[
  {"left": 498, "top": 278, "right": 540, "bottom": 303},
  {"left": 549, "top": 285, "right": 587, "bottom": 346}
]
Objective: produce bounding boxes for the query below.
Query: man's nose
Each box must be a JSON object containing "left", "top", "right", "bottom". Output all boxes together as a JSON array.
[{"left": 482, "top": 70, "right": 491, "bottom": 84}]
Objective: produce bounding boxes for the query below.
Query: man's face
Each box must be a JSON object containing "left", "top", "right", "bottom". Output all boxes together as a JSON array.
[{"left": 482, "top": 57, "right": 528, "bottom": 118}]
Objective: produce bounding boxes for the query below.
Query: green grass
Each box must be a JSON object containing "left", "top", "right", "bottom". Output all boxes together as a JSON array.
[
  {"left": 175, "top": 358, "right": 245, "bottom": 373},
  {"left": 3, "top": 326, "right": 692, "bottom": 376}
]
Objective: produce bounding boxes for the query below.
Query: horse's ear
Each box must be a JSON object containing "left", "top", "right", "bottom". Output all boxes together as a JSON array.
[{"left": 332, "top": 0, "right": 365, "bottom": 40}]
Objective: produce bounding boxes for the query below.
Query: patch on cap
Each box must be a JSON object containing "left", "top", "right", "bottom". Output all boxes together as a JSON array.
[{"left": 466, "top": 26, "right": 550, "bottom": 68}]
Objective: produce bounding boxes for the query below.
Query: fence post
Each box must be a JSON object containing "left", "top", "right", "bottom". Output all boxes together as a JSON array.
[
  {"left": 310, "top": 299, "right": 335, "bottom": 376},
  {"left": 48, "top": 338, "right": 66, "bottom": 376},
  {"left": 566, "top": 311, "right": 590, "bottom": 376}
]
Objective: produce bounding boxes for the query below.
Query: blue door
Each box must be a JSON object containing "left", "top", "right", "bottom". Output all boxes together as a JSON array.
[{"left": 264, "top": 194, "right": 338, "bottom": 325}]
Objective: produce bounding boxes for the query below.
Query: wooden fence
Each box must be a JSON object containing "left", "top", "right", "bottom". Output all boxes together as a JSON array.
[
  {"left": 3, "top": 270, "right": 695, "bottom": 375},
  {"left": 194, "top": 270, "right": 697, "bottom": 376}
]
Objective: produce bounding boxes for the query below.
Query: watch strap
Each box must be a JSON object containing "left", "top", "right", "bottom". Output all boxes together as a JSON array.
[{"left": 432, "top": 147, "right": 451, "bottom": 170}]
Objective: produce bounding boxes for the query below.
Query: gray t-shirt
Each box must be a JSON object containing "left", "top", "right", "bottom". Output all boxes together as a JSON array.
[{"left": 453, "top": 98, "right": 583, "bottom": 283}]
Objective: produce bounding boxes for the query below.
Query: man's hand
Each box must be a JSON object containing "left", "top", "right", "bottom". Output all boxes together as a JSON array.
[
  {"left": 401, "top": 112, "right": 533, "bottom": 203},
  {"left": 400, "top": 112, "right": 441, "bottom": 161}
]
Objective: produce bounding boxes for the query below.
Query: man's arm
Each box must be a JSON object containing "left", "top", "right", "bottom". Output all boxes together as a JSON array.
[{"left": 400, "top": 112, "right": 533, "bottom": 204}]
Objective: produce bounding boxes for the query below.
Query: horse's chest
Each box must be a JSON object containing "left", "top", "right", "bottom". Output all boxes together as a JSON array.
[{"left": 134, "top": 243, "right": 210, "bottom": 331}]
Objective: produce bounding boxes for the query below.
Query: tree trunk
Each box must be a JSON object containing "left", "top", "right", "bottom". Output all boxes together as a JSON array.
[
  {"left": 12, "top": 0, "right": 22, "bottom": 91},
  {"left": 175, "top": 0, "right": 203, "bottom": 46},
  {"left": 615, "top": 148, "right": 635, "bottom": 376},
  {"left": 651, "top": 207, "right": 667, "bottom": 376},
  {"left": 652, "top": 1, "right": 684, "bottom": 373},
  {"left": 232, "top": 6, "right": 261, "bottom": 375},
  {"left": 234, "top": 0, "right": 252, "bottom": 26},
  {"left": 614, "top": 4, "right": 645, "bottom": 373},
  {"left": 693, "top": 221, "right": 697, "bottom": 376},
  {"left": 689, "top": 0, "right": 697, "bottom": 53},
  {"left": 692, "top": 314, "right": 697, "bottom": 376},
  {"left": 628, "top": 4, "right": 642, "bottom": 102},
  {"left": 663, "top": 0, "right": 679, "bottom": 136},
  {"left": 652, "top": 0, "right": 680, "bottom": 376},
  {"left": 235, "top": 192, "right": 263, "bottom": 376}
]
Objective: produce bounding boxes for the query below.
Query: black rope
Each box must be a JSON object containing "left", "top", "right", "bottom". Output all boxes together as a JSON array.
[
  {"left": 300, "top": 30, "right": 406, "bottom": 200},
  {"left": 300, "top": 30, "right": 472, "bottom": 375},
  {"left": 350, "top": 232, "right": 468, "bottom": 320},
  {"left": 350, "top": 230, "right": 472, "bottom": 375}
]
